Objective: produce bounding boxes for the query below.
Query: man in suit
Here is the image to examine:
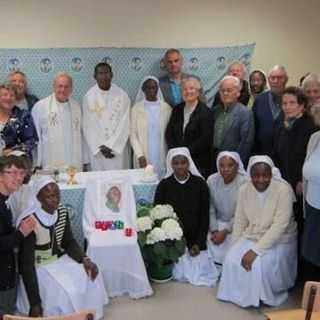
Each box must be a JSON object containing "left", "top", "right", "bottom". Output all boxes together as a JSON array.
[
  {"left": 212, "top": 76, "right": 254, "bottom": 168},
  {"left": 159, "top": 48, "right": 205, "bottom": 108},
  {"left": 252, "top": 65, "right": 288, "bottom": 156}
]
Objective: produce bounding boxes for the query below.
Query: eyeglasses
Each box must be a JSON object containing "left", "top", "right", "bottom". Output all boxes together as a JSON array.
[{"left": 3, "top": 170, "right": 26, "bottom": 177}]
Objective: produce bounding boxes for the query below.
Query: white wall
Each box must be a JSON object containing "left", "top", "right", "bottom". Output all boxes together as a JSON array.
[{"left": 1, "top": 0, "right": 319, "bottom": 83}]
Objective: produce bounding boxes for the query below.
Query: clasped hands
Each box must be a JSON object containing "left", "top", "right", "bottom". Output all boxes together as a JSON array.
[
  {"left": 210, "top": 229, "right": 228, "bottom": 245},
  {"left": 99, "top": 145, "right": 115, "bottom": 159}
]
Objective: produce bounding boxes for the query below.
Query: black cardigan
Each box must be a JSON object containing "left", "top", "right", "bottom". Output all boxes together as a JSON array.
[
  {"left": 154, "top": 174, "right": 209, "bottom": 250},
  {"left": 165, "top": 101, "right": 214, "bottom": 178},
  {"left": 272, "top": 113, "right": 318, "bottom": 191},
  {"left": 0, "top": 193, "right": 22, "bottom": 291}
]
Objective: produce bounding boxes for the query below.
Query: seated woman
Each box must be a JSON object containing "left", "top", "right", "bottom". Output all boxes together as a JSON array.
[
  {"left": 207, "top": 151, "right": 247, "bottom": 267},
  {"left": 130, "top": 76, "right": 171, "bottom": 178},
  {"left": 154, "top": 147, "right": 218, "bottom": 286},
  {"left": 0, "top": 83, "right": 38, "bottom": 160},
  {"left": 17, "top": 177, "right": 108, "bottom": 318},
  {"left": 217, "top": 156, "right": 297, "bottom": 307}
]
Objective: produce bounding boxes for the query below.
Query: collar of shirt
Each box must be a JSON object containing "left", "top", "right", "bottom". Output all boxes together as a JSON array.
[{"left": 174, "top": 173, "right": 190, "bottom": 184}]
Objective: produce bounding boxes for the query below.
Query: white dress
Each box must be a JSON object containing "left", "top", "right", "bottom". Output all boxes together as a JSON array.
[
  {"left": 207, "top": 173, "right": 247, "bottom": 265},
  {"left": 173, "top": 250, "right": 219, "bottom": 287},
  {"left": 217, "top": 180, "right": 297, "bottom": 307},
  {"left": 17, "top": 255, "right": 108, "bottom": 319}
]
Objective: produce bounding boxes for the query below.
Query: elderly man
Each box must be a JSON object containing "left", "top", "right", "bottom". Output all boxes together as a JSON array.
[
  {"left": 252, "top": 65, "right": 288, "bottom": 156},
  {"left": 302, "top": 73, "right": 320, "bottom": 110},
  {"left": 82, "top": 63, "right": 130, "bottom": 171},
  {"left": 159, "top": 48, "right": 205, "bottom": 108},
  {"left": 212, "top": 62, "right": 250, "bottom": 108},
  {"left": 32, "top": 73, "right": 84, "bottom": 170},
  {"left": 9, "top": 71, "right": 38, "bottom": 111},
  {"left": 212, "top": 76, "right": 254, "bottom": 167}
]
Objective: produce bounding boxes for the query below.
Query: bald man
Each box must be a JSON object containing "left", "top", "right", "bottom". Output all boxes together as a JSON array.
[
  {"left": 212, "top": 76, "right": 254, "bottom": 167},
  {"left": 32, "top": 73, "right": 83, "bottom": 170},
  {"left": 252, "top": 65, "right": 288, "bottom": 156}
]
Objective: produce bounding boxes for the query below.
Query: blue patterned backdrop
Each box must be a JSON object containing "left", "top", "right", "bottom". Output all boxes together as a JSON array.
[{"left": 0, "top": 44, "right": 255, "bottom": 106}]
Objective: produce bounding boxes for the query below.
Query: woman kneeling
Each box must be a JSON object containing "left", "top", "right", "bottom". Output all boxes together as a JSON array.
[
  {"left": 207, "top": 151, "right": 247, "bottom": 267},
  {"left": 154, "top": 147, "right": 218, "bottom": 286},
  {"left": 217, "top": 156, "right": 297, "bottom": 307}
]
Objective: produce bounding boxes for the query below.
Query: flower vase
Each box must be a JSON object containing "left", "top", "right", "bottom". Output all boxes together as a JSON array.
[{"left": 148, "top": 262, "right": 174, "bottom": 283}]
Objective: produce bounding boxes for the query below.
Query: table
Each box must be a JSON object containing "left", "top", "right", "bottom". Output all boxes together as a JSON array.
[{"left": 59, "top": 169, "right": 157, "bottom": 247}]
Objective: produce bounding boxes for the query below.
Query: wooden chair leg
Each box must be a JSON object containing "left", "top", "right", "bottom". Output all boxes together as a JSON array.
[{"left": 305, "top": 285, "right": 317, "bottom": 320}]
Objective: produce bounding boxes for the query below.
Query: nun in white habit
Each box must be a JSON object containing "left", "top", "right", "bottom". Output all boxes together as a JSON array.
[
  {"left": 154, "top": 147, "right": 219, "bottom": 287},
  {"left": 17, "top": 176, "right": 108, "bottom": 318},
  {"left": 217, "top": 155, "right": 297, "bottom": 307},
  {"left": 207, "top": 151, "right": 248, "bottom": 266},
  {"left": 130, "top": 76, "right": 171, "bottom": 177}
]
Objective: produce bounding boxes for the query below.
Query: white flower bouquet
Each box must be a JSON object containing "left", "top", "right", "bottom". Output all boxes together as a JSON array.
[{"left": 137, "top": 204, "right": 186, "bottom": 268}]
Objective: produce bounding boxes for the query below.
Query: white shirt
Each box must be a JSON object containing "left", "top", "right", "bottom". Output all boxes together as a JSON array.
[
  {"left": 303, "top": 145, "right": 320, "bottom": 209},
  {"left": 145, "top": 101, "right": 161, "bottom": 176}
]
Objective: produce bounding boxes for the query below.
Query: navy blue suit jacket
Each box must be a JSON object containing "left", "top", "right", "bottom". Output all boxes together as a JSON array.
[{"left": 252, "top": 91, "right": 283, "bottom": 156}]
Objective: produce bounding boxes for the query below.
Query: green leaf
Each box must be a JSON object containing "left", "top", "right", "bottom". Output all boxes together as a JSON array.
[
  {"left": 137, "top": 208, "right": 150, "bottom": 218},
  {"left": 138, "top": 232, "right": 147, "bottom": 248}
]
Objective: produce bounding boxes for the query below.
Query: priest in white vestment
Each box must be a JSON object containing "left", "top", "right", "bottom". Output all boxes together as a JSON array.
[
  {"left": 32, "top": 73, "right": 84, "bottom": 170},
  {"left": 82, "top": 63, "right": 130, "bottom": 171}
]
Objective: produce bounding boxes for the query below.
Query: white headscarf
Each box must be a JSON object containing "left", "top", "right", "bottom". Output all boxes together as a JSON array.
[
  {"left": 165, "top": 147, "right": 203, "bottom": 179},
  {"left": 216, "top": 151, "right": 246, "bottom": 177},
  {"left": 16, "top": 176, "right": 58, "bottom": 227},
  {"left": 247, "top": 155, "right": 296, "bottom": 203},
  {"left": 135, "top": 75, "right": 164, "bottom": 104},
  {"left": 247, "top": 155, "right": 282, "bottom": 181}
]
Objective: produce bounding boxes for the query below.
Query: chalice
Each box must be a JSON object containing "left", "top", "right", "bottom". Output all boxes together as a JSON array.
[{"left": 66, "top": 166, "right": 78, "bottom": 185}]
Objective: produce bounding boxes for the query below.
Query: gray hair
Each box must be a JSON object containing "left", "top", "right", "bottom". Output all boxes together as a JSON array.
[
  {"left": 220, "top": 75, "right": 241, "bottom": 90},
  {"left": 268, "top": 65, "right": 288, "bottom": 78},
  {"left": 310, "top": 103, "right": 320, "bottom": 126},
  {"left": 53, "top": 72, "right": 73, "bottom": 87},
  {"left": 181, "top": 77, "right": 201, "bottom": 90},
  {"left": 302, "top": 73, "right": 320, "bottom": 90},
  {"left": 227, "top": 61, "right": 247, "bottom": 77}
]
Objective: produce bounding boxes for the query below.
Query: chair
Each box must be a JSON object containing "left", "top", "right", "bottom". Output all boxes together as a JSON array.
[
  {"left": 3, "top": 310, "right": 95, "bottom": 320},
  {"left": 265, "top": 282, "right": 320, "bottom": 320},
  {"left": 82, "top": 174, "right": 152, "bottom": 299}
]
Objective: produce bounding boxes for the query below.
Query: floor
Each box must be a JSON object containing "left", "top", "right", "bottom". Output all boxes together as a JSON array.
[{"left": 102, "top": 281, "right": 302, "bottom": 320}]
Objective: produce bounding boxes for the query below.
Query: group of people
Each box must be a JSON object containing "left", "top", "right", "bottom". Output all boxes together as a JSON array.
[{"left": 1, "top": 47, "right": 320, "bottom": 316}]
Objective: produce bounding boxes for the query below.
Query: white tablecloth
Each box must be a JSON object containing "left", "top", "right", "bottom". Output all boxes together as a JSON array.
[{"left": 87, "top": 232, "right": 153, "bottom": 299}]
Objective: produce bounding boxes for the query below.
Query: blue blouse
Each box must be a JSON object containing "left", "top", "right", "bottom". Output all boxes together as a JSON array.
[{"left": 1, "top": 106, "right": 38, "bottom": 159}]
